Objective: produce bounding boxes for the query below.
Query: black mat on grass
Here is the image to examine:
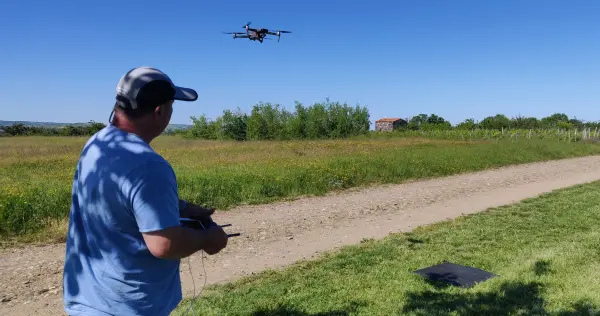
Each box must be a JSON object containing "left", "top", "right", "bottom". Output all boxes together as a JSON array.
[{"left": 413, "top": 261, "right": 496, "bottom": 288}]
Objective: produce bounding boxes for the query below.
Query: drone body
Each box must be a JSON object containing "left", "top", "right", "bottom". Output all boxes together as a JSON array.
[{"left": 223, "top": 22, "right": 291, "bottom": 43}]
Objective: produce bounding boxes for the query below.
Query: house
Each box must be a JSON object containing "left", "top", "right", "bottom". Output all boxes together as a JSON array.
[
  {"left": 375, "top": 118, "right": 407, "bottom": 131},
  {"left": 0, "top": 128, "right": 4, "bottom": 136}
]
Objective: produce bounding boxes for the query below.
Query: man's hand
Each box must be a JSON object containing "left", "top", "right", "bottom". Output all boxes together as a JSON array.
[
  {"left": 180, "top": 200, "right": 215, "bottom": 220},
  {"left": 178, "top": 200, "right": 228, "bottom": 255},
  {"left": 200, "top": 225, "right": 229, "bottom": 255}
]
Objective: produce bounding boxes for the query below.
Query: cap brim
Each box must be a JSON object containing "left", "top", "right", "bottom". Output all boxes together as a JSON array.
[{"left": 174, "top": 86, "right": 198, "bottom": 102}]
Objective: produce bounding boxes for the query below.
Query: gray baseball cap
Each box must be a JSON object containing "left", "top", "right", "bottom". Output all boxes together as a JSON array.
[{"left": 115, "top": 66, "right": 198, "bottom": 110}]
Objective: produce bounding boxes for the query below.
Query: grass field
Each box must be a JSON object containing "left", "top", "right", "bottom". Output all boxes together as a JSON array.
[
  {"left": 172, "top": 180, "right": 600, "bottom": 316},
  {"left": 2, "top": 133, "right": 600, "bottom": 245}
]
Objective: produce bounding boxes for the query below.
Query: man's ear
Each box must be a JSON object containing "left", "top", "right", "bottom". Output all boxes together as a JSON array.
[{"left": 154, "top": 105, "right": 163, "bottom": 117}]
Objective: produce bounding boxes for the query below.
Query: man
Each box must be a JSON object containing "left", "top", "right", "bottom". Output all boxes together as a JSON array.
[{"left": 63, "top": 67, "right": 229, "bottom": 315}]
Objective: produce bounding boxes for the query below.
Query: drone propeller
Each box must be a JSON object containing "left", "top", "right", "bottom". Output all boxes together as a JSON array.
[
  {"left": 266, "top": 30, "right": 292, "bottom": 42},
  {"left": 268, "top": 30, "right": 292, "bottom": 35},
  {"left": 223, "top": 31, "right": 249, "bottom": 39}
]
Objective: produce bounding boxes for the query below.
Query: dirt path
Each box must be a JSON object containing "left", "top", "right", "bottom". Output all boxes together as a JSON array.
[{"left": 2, "top": 155, "right": 600, "bottom": 315}]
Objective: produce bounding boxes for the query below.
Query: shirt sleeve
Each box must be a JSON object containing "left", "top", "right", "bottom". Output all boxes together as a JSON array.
[{"left": 127, "top": 159, "right": 181, "bottom": 233}]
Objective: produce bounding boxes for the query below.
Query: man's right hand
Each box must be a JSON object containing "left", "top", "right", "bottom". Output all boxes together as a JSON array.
[{"left": 200, "top": 225, "right": 229, "bottom": 255}]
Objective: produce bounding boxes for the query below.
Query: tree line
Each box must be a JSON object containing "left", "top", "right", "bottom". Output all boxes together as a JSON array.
[
  {"left": 376, "top": 113, "right": 600, "bottom": 132},
  {"left": 439, "top": 113, "right": 600, "bottom": 131},
  {"left": 0, "top": 121, "right": 107, "bottom": 137},
  {"left": 2, "top": 101, "right": 599, "bottom": 139},
  {"left": 180, "top": 100, "right": 371, "bottom": 141},
  {"left": 178, "top": 104, "right": 600, "bottom": 140}
]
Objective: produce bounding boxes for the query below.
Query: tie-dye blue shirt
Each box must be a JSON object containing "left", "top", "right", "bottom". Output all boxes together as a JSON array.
[{"left": 63, "top": 125, "right": 182, "bottom": 316}]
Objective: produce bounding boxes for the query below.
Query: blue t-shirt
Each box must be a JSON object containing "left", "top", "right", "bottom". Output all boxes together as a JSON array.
[{"left": 63, "top": 125, "right": 183, "bottom": 316}]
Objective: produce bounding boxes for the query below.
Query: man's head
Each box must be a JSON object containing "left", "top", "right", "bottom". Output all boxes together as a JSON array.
[{"left": 110, "top": 67, "right": 198, "bottom": 142}]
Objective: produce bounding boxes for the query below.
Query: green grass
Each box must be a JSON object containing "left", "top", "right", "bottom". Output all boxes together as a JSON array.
[
  {"left": 368, "top": 127, "right": 599, "bottom": 143},
  {"left": 172, "top": 180, "right": 600, "bottom": 316},
  {"left": 2, "top": 135, "right": 600, "bottom": 245}
]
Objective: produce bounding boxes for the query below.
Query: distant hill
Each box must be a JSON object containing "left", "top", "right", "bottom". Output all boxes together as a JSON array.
[
  {"left": 0, "top": 120, "right": 191, "bottom": 130},
  {"left": 0, "top": 120, "right": 87, "bottom": 128}
]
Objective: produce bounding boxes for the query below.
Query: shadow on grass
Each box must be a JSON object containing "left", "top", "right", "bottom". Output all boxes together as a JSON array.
[
  {"left": 401, "top": 279, "right": 598, "bottom": 316},
  {"left": 402, "top": 280, "right": 546, "bottom": 315},
  {"left": 533, "top": 259, "right": 552, "bottom": 276},
  {"left": 249, "top": 283, "right": 598, "bottom": 316},
  {"left": 555, "top": 301, "right": 599, "bottom": 316},
  {"left": 251, "top": 301, "right": 367, "bottom": 316}
]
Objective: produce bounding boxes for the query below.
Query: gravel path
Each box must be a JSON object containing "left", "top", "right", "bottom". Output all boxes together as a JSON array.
[{"left": 2, "top": 155, "right": 600, "bottom": 316}]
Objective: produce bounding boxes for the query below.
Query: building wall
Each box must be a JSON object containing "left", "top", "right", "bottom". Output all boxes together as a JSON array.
[
  {"left": 375, "top": 122, "right": 394, "bottom": 131},
  {"left": 376, "top": 119, "right": 408, "bottom": 131}
]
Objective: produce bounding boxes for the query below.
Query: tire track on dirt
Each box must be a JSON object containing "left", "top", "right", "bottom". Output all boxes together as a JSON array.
[{"left": 2, "top": 155, "right": 600, "bottom": 316}]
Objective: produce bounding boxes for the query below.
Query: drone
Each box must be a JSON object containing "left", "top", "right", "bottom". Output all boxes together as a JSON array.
[{"left": 223, "top": 22, "right": 291, "bottom": 43}]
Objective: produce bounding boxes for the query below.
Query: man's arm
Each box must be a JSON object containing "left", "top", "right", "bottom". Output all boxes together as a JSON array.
[
  {"left": 128, "top": 160, "right": 227, "bottom": 259},
  {"left": 142, "top": 225, "right": 227, "bottom": 259}
]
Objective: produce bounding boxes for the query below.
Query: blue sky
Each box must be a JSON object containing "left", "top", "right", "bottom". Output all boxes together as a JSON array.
[{"left": 2, "top": 0, "right": 599, "bottom": 127}]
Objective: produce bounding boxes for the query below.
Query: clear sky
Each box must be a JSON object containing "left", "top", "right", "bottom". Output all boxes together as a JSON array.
[{"left": 2, "top": 0, "right": 599, "bottom": 126}]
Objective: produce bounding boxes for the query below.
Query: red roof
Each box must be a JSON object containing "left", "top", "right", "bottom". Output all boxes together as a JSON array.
[{"left": 376, "top": 118, "right": 403, "bottom": 123}]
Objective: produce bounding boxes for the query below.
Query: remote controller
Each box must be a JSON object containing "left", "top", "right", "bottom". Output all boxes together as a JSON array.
[{"left": 180, "top": 216, "right": 240, "bottom": 237}]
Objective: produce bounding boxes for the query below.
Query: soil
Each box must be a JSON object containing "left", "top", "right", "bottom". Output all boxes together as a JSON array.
[{"left": 2, "top": 155, "right": 600, "bottom": 316}]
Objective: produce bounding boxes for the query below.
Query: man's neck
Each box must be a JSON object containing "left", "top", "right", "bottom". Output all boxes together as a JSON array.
[{"left": 112, "top": 115, "right": 154, "bottom": 144}]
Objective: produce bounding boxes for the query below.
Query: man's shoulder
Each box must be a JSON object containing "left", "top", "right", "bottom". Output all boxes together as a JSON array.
[{"left": 79, "top": 125, "right": 173, "bottom": 178}]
